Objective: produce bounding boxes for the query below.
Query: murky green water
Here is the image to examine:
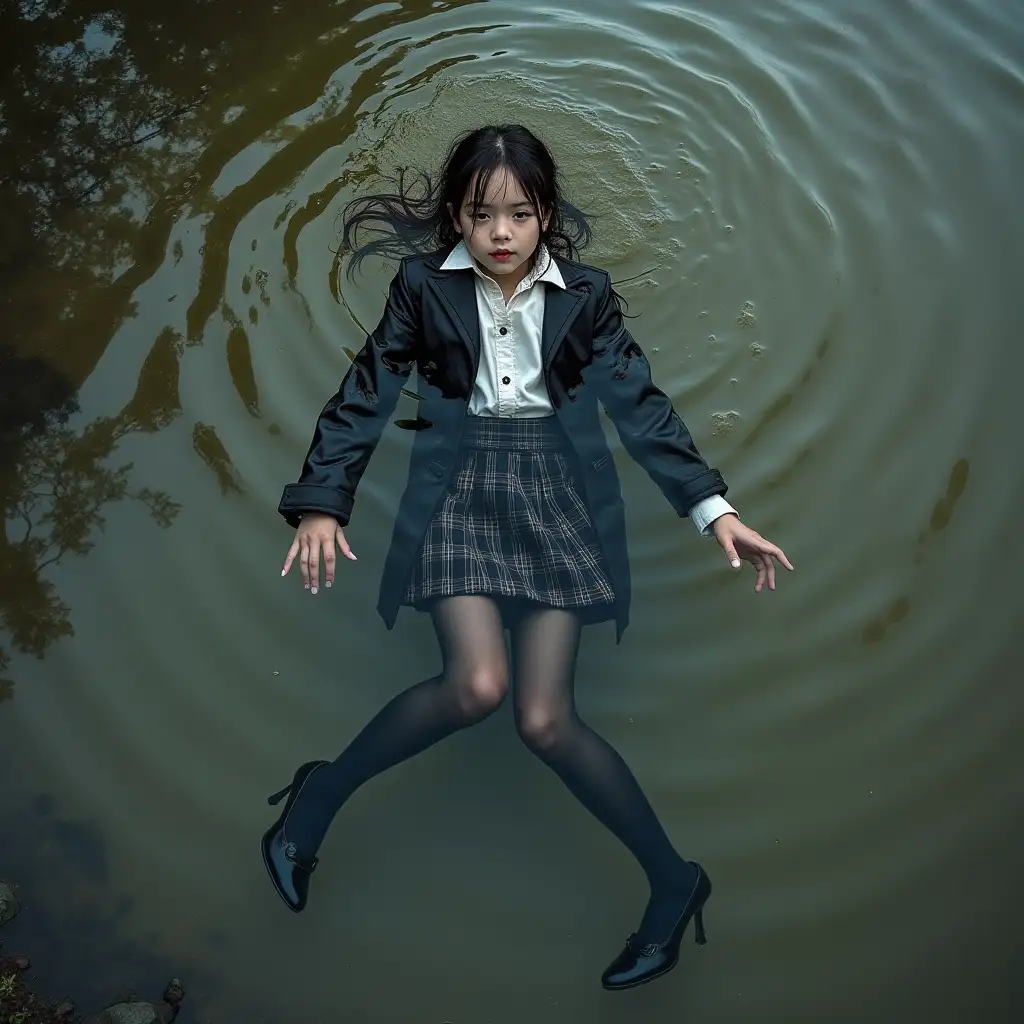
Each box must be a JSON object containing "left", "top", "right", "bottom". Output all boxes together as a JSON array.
[{"left": 2, "top": 0, "right": 1023, "bottom": 1020}]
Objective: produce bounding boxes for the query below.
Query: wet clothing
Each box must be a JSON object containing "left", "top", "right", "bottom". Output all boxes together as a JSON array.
[
  {"left": 403, "top": 413, "right": 616, "bottom": 622},
  {"left": 278, "top": 244, "right": 733, "bottom": 643}
]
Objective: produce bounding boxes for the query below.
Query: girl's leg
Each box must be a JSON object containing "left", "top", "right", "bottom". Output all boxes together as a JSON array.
[
  {"left": 283, "top": 594, "right": 509, "bottom": 860},
  {"left": 510, "top": 605, "right": 698, "bottom": 945}
]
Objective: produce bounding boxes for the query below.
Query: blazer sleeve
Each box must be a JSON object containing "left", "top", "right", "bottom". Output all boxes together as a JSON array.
[
  {"left": 586, "top": 272, "right": 728, "bottom": 517},
  {"left": 278, "top": 260, "right": 419, "bottom": 528}
]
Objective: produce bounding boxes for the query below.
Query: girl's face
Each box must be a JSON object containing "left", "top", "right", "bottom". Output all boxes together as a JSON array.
[{"left": 448, "top": 169, "right": 551, "bottom": 285}]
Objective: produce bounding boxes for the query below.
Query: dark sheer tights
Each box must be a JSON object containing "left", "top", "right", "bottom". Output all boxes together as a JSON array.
[
  {"left": 283, "top": 596, "right": 695, "bottom": 945},
  {"left": 509, "top": 605, "right": 697, "bottom": 944},
  {"left": 284, "top": 595, "right": 509, "bottom": 859}
]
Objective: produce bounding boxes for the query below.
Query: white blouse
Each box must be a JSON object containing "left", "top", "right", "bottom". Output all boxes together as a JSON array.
[{"left": 440, "top": 241, "right": 737, "bottom": 535}]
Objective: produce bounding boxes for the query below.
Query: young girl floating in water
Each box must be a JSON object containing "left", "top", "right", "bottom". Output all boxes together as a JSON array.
[{"left": 264, "top": 124, "right": 792, "bottom": 990}]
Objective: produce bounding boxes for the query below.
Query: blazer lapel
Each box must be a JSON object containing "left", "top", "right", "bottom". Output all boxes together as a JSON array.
[
  {"left": 427, "top": 272, "right": 480, "bottom": 366},
  {"left": 542, "top": 282, "right": 588, "bottom": 372}
]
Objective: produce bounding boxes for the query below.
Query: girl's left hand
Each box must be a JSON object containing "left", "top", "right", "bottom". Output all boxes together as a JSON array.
[{"left": 712, "top": 514, "right": 793, "bottom": 593}]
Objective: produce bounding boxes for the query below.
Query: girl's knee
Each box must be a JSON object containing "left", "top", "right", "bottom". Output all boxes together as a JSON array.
[
  {"left": 454, "top": 662, "right": 509, "bottom": 718},
  {"left": 515, "top": 704, "right": 570, "bottom": 754}
]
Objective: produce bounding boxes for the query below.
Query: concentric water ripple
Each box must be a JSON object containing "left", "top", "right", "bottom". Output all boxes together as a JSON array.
[{"left": 2, "top": 0, "right": 1023, "bottom": 1020}]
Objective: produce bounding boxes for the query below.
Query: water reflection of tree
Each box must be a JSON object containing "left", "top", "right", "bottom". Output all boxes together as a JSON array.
[
  {"left": 1, "top": 1, "right": 241, "bottom": 694},
  {"left": 2, "top": 0, "right": 484, "bottom": 372},
  {"left": 1, "top": 0, "right": 484, "bottom": 698},
  {"left": 0, "top": 347, "right": 181, "bottom": 700}
]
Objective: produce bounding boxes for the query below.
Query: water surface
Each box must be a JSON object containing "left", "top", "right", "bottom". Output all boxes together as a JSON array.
[{"left": 2, "top": 0, "right": 1023, "bottom": 1020}]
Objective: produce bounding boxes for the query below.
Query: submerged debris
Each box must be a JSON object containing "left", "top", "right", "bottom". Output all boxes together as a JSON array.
[
  {"left": 710, "top": 410, "right": 741, "bottom": 436},
  {"left": 0, "top": 881, "right": 19, "bottom": 925},
  {"left": 1, "top": 878, "right": 186, "bottom": 1024},
  {"left": 736, "top": 300, "right": 757, "bottom": 328}
]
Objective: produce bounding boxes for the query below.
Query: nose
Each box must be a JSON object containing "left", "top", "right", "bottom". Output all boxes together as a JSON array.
[{"left": 491, "top": 217, "right": 512, "bottom": 241}]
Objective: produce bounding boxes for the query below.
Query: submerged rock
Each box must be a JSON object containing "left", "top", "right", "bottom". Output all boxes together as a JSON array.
[
  {"left": 162, "top": 978, "right": 185, "bottom": 1007},
  {"left": 0, "top": 880, "right": 185, "bottom": 1023},
  {"left": 82, "top": 1001, "right": 176, "bottom": 1024},
  {"left": 0, "top": 880, "right": 19, "bottom": 925}
]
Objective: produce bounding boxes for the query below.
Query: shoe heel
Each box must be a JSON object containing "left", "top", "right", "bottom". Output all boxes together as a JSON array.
[
  {"left": 268, "top": 759, "right": 328, "bottom": 807},
  {"left": 694, "top": 908, "right": 707, "bottom": 946},
  {"left": 268, "top": 783, "right": 292, "bottom": 806}
]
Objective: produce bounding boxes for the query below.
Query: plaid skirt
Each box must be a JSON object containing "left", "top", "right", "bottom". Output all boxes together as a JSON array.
[{"left": 403, "top": 415, "right": 616, "bottom": 624}]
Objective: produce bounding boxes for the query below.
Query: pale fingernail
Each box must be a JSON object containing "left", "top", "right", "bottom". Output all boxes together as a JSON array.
[
  {"left": 325, "top": 581, "right": 332, "bottom": 588},
  {"left": 731, "top": 559, "right": 741, "bottom": 568},
  {"left": 281, "top": 569, "right": 286, "bottom": 576},
  {"left": 311, "top": 587, "right": 318, "bottom": 595}
]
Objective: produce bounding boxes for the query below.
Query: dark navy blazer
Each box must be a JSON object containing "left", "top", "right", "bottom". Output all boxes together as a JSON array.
[{"left": 278, "top": 248, "right": 729, "bottom": 642}]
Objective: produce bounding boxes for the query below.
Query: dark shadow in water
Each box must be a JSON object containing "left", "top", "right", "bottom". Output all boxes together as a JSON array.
[
  {"left": 862, "top": 457, "right": 970, "bottom": 643},
  {"left": 0, "top": 790, "right": 271, "bottom": 1023}
]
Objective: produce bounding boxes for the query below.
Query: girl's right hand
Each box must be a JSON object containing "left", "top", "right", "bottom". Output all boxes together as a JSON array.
[{"left": 281, "top": 514, "right": 356, "bottom": 595}]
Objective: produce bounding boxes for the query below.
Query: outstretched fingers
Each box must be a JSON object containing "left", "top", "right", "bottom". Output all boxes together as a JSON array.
[
  {"left": 752, "top": 539, "right": 793, "bottom": 592},
  {"left": 322, "top": 536, "right": 336, "bottom": 590},
  {"left": 281, "top": 517, "right": 356, "bottom": 595},
  {"left": 298, "top": 536, "right": 311, "bottom": 590},
  {"left": 753, "top": 553, "right": 769, "bottom": 593},
  {"left": 323, "top": 526, "right": 357, "bottom": 589},
  {"left": 764, "top": 541, "right": 794, "bottom": 573},
  {"left": 282, "top": 538, "right": 300, "bottom": 577},
  {"left": 336, "top": 525, "right": 357, "bottom": 562},
  {"left": 306, "top": 539, "right": 321, "bottom": 594}
]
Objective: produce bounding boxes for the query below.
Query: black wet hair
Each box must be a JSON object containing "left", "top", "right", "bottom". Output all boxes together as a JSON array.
[{"left": 338, "top": 123, "right": 591, "bottom": 278}]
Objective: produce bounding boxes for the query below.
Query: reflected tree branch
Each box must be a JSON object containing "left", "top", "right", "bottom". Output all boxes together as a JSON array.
[
  {"left": 1, "top": 347, "right": 181, "bottom": 692},
  {"left": 0, "top": 0, "right": 486, "bottom": 699}
]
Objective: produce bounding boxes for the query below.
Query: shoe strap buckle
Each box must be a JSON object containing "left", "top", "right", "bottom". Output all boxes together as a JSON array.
[{"left": 283, "top": 841, "right": 317, "bottom": 873}]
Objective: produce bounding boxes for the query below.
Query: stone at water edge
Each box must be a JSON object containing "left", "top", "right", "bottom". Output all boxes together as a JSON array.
[
  {"left": 162, "top": 978, "right": 185, "bottom": 1007},
  {"left": 0, "top": 880, "right": 20, "bottom": 925},
  {"left": 81, "top": 1001, "right": 176, "bottom": 1024},
  {"left": 54, "top": 1002, "right": 76, "bottom": 1019}
]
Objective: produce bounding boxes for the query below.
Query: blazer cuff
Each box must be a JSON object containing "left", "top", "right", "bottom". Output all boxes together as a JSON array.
[
  {"left": 278, "top": 483, "right": 354, "bottom": 529},
  {"left": 689, "top": 495, "right": 739, "bottom": 536},
  {"left": 672, "top": 468, "right": 728, "bottom": 517}
]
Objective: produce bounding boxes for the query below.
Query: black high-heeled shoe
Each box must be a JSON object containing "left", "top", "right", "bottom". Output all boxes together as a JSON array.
[
  {"left": 600, "top": 861, "right": 712, "bottom": 991},
  {"left": 260, "top": 759, "right": 329, "bottom": 913}
]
